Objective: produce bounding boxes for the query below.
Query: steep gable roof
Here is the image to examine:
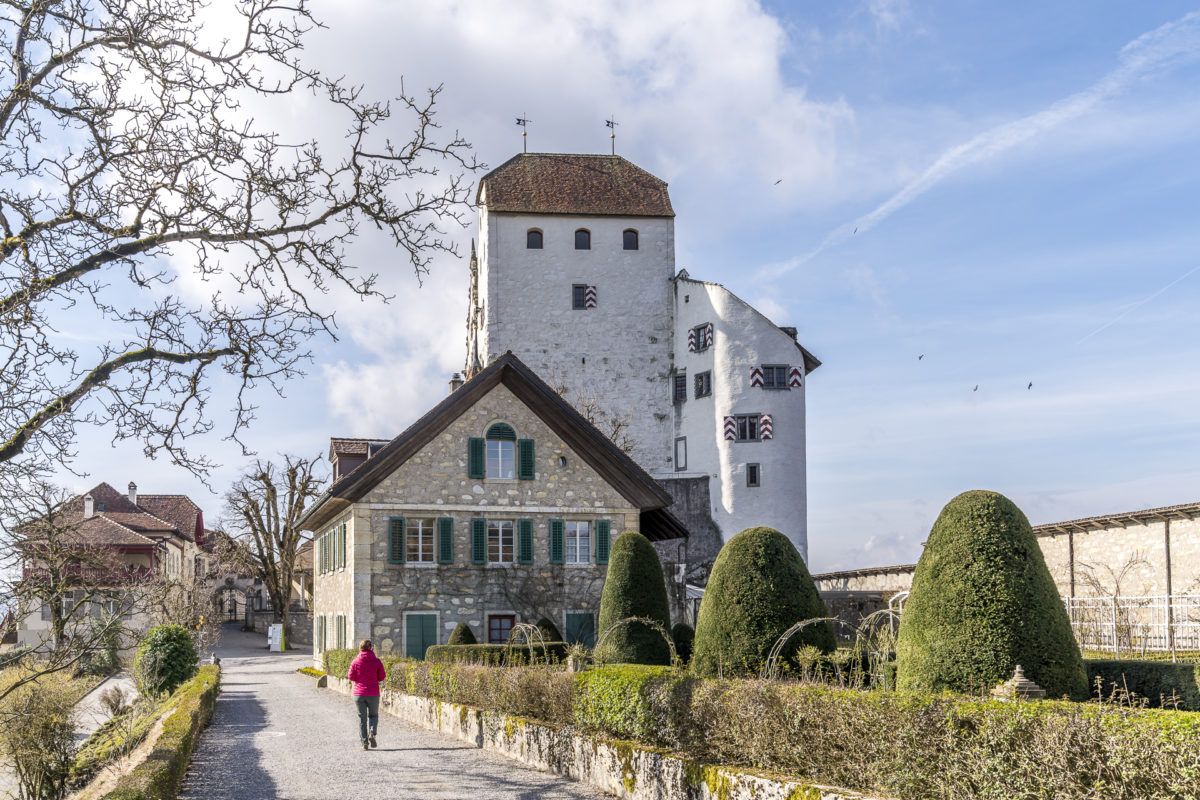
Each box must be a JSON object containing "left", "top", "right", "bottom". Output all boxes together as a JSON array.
[
  {"left": 299, "top": 352, "right": 683, "bottom": 538},
  {"left": 477, "top": 153, "right": 674, "bottom": 217}
]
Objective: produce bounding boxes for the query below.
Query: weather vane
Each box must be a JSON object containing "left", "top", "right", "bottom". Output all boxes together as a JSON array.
[
  {"left": 606, "top": 115, "right": 618, "bottom": 155},
  {"left": 515, "top": 114, "right": 530, "bottom": 153}
]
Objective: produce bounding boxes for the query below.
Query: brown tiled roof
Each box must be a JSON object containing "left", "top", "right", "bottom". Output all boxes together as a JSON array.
[
  {"left": 137, "top": 495, "right": 201, "bottom": 541},
  {"left": 1033, "top": 501, "right": 1200, "bottom": 535},
  {"left": 45, "top": 482, "right": 204, "bottom": 547},
  {"left": 477, "top": 154, "right": 674, "bottom": 217},
  {"left": 67, "top": 515, "right": 158, "bottom": 547}
]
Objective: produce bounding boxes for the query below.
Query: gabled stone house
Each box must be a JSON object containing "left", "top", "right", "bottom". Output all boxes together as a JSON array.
[{"left": 300, "top": 352, "right": 687, "bottom": 661}]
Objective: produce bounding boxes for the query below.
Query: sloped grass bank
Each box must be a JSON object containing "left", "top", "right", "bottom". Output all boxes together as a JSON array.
[
  {"left": 92, "top": 665, "right": 220, "bottom": 800},
  {"left": 322, "top": 648, "right": 1200, "bottom": 800}
]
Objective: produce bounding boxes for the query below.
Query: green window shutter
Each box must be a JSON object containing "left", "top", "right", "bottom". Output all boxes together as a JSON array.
[
  {"left": 333, "top": 527, "right": 340, "bottom": 569},
  {"left": 340, "top": 523, "right": 347, "bottom": 568},
  {"left": 595, "top": 519, "right": 611, "bottom": 565},
  {"left": 549, "top": 519, "right": 564, "bottom": 564},
  {"left": 471, "top": 518, "right": 487, "bottom": 564},
  {"left": 468, "top": 437, "right": 486, "bottom": 479},
  {"left": 437, "top": 517, "right": 454, "bottom": 564},
  {"left": 389, "top": 517, "right": 406, "bottom": 563},
  {"left": 517, "top": 519, "right": 534, "bottom": 564},
  {"left": 517, "top": 439, "right": 535, "bottom": 480}
]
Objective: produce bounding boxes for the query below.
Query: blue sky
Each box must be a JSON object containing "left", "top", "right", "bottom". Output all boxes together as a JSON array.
[{"left": 62, "top": 1, "right": 1200, "bottom": 572}]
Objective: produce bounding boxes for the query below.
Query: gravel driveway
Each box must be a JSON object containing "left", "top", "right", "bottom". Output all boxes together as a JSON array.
[{"left": 178, "top": 628, "right": 607, "bottom": 800}]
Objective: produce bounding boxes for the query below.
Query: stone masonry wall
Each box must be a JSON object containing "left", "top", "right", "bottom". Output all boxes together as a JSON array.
[{"left": 351, "top": 382, "right": 643, "bottom": 653}]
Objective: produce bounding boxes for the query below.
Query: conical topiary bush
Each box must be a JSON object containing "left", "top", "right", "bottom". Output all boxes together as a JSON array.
[
  {"left": 895, "top": 490, "right": 1088, "bottom": 700},
  {"left": 692, "top": 526, "right": 834, "bottom": 678},
  {"left": 596, "top": 531, "right": 672, "bottom": 665},
  {"left": 447, "top": 622, "right": 477, "bottom": 645}
]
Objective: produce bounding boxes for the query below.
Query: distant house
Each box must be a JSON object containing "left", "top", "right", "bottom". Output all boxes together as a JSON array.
[
  {"left": 15, "top": 481, "right": 207, "bottom": 648},
  {"left": 300, "top": 352, "right": 687, "bottom": 661}
]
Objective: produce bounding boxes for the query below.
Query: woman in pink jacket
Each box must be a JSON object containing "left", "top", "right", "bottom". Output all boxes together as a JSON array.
[{"left": 347, "top": 639, "right": 386, "bottom": 750}]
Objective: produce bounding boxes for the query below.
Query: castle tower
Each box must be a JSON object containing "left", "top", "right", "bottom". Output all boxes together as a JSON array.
[{"left": 467, "top": 153, "right": 819, "bottom": 570}]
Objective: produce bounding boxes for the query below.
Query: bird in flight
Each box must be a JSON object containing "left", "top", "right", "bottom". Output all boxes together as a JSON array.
[
  {"left": 973, "top": 385, "right": 979, "bottom": 392},
  {"left": 853, "top": 227, "right": 858, "bottom": 234},
  {"left": 774, "top": 178, "right": 782, "bottom": 185},
  {"left": 918, "top": 354, "right": 924, "bottom": 360},
  {"left": 1027, "top": 382, "right": 1033, "bottom": 390}
]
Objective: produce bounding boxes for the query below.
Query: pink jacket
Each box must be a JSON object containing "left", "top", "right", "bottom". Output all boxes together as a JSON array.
[{"left": 347, "top": 650, "right": 386, "bottom": 696}]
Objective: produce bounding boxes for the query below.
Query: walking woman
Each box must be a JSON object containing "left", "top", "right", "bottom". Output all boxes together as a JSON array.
[{"left": 347, "top": 638, "right": 386, "bottom": 750}]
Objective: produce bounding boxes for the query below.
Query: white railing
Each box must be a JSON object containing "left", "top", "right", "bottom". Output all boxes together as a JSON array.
[{"left": 1065, "top": 594, "right": 1200, "bottom": 654}]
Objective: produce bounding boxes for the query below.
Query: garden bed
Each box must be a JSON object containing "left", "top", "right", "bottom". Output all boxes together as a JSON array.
[{"left": 323, "top": 648, "right": 1200, "bottom": 800}]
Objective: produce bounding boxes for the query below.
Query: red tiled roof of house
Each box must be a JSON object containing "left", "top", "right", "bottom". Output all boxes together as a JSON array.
[
  {"left": 43, "top": 482, "right": 204, "bottom": 547},
  {"left": 136, "top": 495, "right": 201, "bottom": 542},
  {"left": 477, "top": 153, "right": 674, "bottom": 217}
]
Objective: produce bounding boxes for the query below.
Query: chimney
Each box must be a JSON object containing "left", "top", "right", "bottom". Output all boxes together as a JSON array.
[
  {"left": 128, "top": 481, "right": 137, "bottom": 505},
  {"left": 449, "top": 372, "right": 464, "bottom": 394},
  {"left": 84, "top": 494, "right": 94, "bottom": 518},
  {"left": 780, "top": 326, "right": 798, "bottom": 341}
]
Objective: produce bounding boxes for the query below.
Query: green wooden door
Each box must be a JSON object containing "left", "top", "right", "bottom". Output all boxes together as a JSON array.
[
  {"left": 565, "top": 612, "right": 595, "bottom": 647},
  {"left": 405, "top": 614, "right": 438, "bottom": 660}
]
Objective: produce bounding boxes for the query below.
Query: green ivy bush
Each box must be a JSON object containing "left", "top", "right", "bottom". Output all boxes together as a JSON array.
[
  {"left": 692, "top": 526, "right": 834, "bottom": 677},
  {"left": 896, "top": 490, "right": 1088, "bottom": 700},
  {"left": 596, "top": 531, "right": 672, "bottom": 665},
  {"left": 535, "top": 617, "right": 562, "bottom": 643},
  {"left": 134, "top": 624, "right": 198, "bottom": 696},
  {"left": 447, "top": 622, "right": 477, "bottom": 645},
  {"left": 671, "top": 623, "right": 694, "bottom": 665},
  {"left": 1087, "top": 659, "right": 1200, "bottom": 710},
  {"left": 573, "top": 664, "right": 694, "bottom": 744},
  {"left": 425, "top": 642, "right": 567, "bottom": 666}
]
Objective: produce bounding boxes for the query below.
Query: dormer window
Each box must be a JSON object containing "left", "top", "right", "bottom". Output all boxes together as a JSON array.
[
  {"left": 575, "top": 229, "right": 590, "bottom": 250},
  {"left": 526, "top": 229, "right": 543, "bottom": 249},
  {"left": 623, "top": 229, "right": 639, "bottom": 250}
]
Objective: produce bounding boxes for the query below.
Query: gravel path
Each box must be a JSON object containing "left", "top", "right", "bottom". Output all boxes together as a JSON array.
[{"left": 178, "top": 628, "right": 608, "bottom": 800}]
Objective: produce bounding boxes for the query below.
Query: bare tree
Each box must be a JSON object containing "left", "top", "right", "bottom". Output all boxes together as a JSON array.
[
  {"left": 0, "top": 483, "right": 144, "bottom": 720},
  {"left": 549, "top": 376, "right": 638, "bottom": 454},
  {"left": 0, "top": 0, "right": 478, "bottom": 485},
  {"left": 221, "top": 454, "right": 323, "bottom": 649}
]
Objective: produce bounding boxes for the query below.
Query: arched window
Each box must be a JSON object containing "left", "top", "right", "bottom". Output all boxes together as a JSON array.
[
  {"left": 623, "top": 229, "right": 638, "bottom": 250},
  {"left": 574, "top": 229, "right": 590, "bottom": 250},
  {"left": 486, "top": 423, "right": 516, "bottom": 479},
  {"left": 526, "top": 229, "right": 543, "bottom": 249}
]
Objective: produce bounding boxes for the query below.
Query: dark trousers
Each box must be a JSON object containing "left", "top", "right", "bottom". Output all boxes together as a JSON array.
[{"left": 355, "top": 694, "right": 380, "bottom": 743}]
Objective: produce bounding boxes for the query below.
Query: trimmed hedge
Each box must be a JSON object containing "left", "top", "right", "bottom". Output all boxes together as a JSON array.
[
  {"left": 596, "top": 531, "right": 672, "bottom": 665},
  {"left": 1087, "top": 659, "right": 1200, "bottom": 710},
  {"left": 693, "top": 526, "right": 835, "bottom": 677},
  {"left": 425, "top": 642, "right": 568, "bottom": 666},
  {"left": 99, "top": 665, "right": 220, "bottom": 800},
  {"left": 349, "top": 660, "right": 1200, "bottom": 799},
  {"left": 323, "top": 648, "right": 409, "bottom": 678},
  {"left": 897, "top": 490, "right": 1088, "bottom": 700},
  {"left": 448, "top": 622, "right": 477, "bottom": 645}
]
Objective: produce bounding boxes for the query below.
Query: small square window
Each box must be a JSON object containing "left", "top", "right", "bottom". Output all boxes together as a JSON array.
[
  {"left": 762, "top": 365, "right": 789, "bottom": 389},
  {"left": 572, "top": 285, "right": 587, "bottom": 310},
  {"left": 692, "top": 324, "right": 710, "bottom": 352},
  {"left": 746, "top": 463, "right": 761, "bottom": 487},
  {"left": 673, "top": 373, "right": 687, "bottom": 403},
  {"left": 674, "top": 437, "right": 687, "bottom": 471},
  {"left": 734, "top": 414, "right": 761, "bottom": 442},
  {"left": 695, "top": 371, "right": 712, "bottom": 398}
]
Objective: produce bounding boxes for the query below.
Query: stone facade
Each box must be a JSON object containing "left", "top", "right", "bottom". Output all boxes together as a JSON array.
[
  {"left": 466, "top": 154, "right": 821, "bottom": 574},
  {"left": 309, "top": 373, "right": 667, "bottom": 664}
]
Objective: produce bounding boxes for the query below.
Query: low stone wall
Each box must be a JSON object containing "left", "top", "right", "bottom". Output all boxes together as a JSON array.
[
  {"left": 325, "top": 675, "right": 883, "bottom": 800},
  {"left": 247, "top": 608, "right": 313, "bottom": 647}
]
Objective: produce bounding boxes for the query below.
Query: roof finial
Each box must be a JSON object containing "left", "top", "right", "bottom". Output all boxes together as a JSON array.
[
  {"left": 606, "top": 115, "right": 619, "bottom": 155},
  {"left": 515, "top": 114, "right": 530, "bottom": 153}
]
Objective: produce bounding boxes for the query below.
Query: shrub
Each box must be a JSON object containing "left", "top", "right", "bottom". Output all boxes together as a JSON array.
[
  {"left": 448, "top": 622, "right": 477, "bottom": 645},
  {"left": 596, "top": 530, "right": 672, "bottom": 665},
  {"left": 671, "top": 622, "right": 694, "bottom": 665},
  {"left": 392, "top": 661, "right": 575, "bottom": 725},
  {"left": 134, "top": 624, "right": 198, "bottom": 696},
  {"left": 322, "top": 647, "right": 408, "bottom": 679},
  {"left": 99, "top": 665, "right": 219, "bottom": 800},
  {"left": 1086, "top": 659, "right": 1200, "bottom": 710},
  {"left": 896, "top": 491, "right": 1088, "bottom": 700},
  {"left": 573, "top": 664, "right": 694, "bottom": 744},
  {"left": 0, "top": 677, "right": 78, "bottom": 800},
  {"left": 692, "top": 526, "right": 834, "bottom": 678},
  {"left": 535, "top": 616, "right": 562, "bottom": 643},
  {"left": 425, "top": 642, "right": 568, "bottom": 666}
]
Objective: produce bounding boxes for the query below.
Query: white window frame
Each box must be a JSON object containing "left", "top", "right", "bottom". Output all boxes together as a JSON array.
[
  {"left": 487, "top": 520, "right": 515, "bottom": 564},
  {"left": 406, "top": 518, "right": 436, "bottom": 564},
  {"left": 486, "top": 439, "right": 516, "bottom": 479},
  {"left": 565, "top": 521, "right": 591, "bottom": 564}
]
